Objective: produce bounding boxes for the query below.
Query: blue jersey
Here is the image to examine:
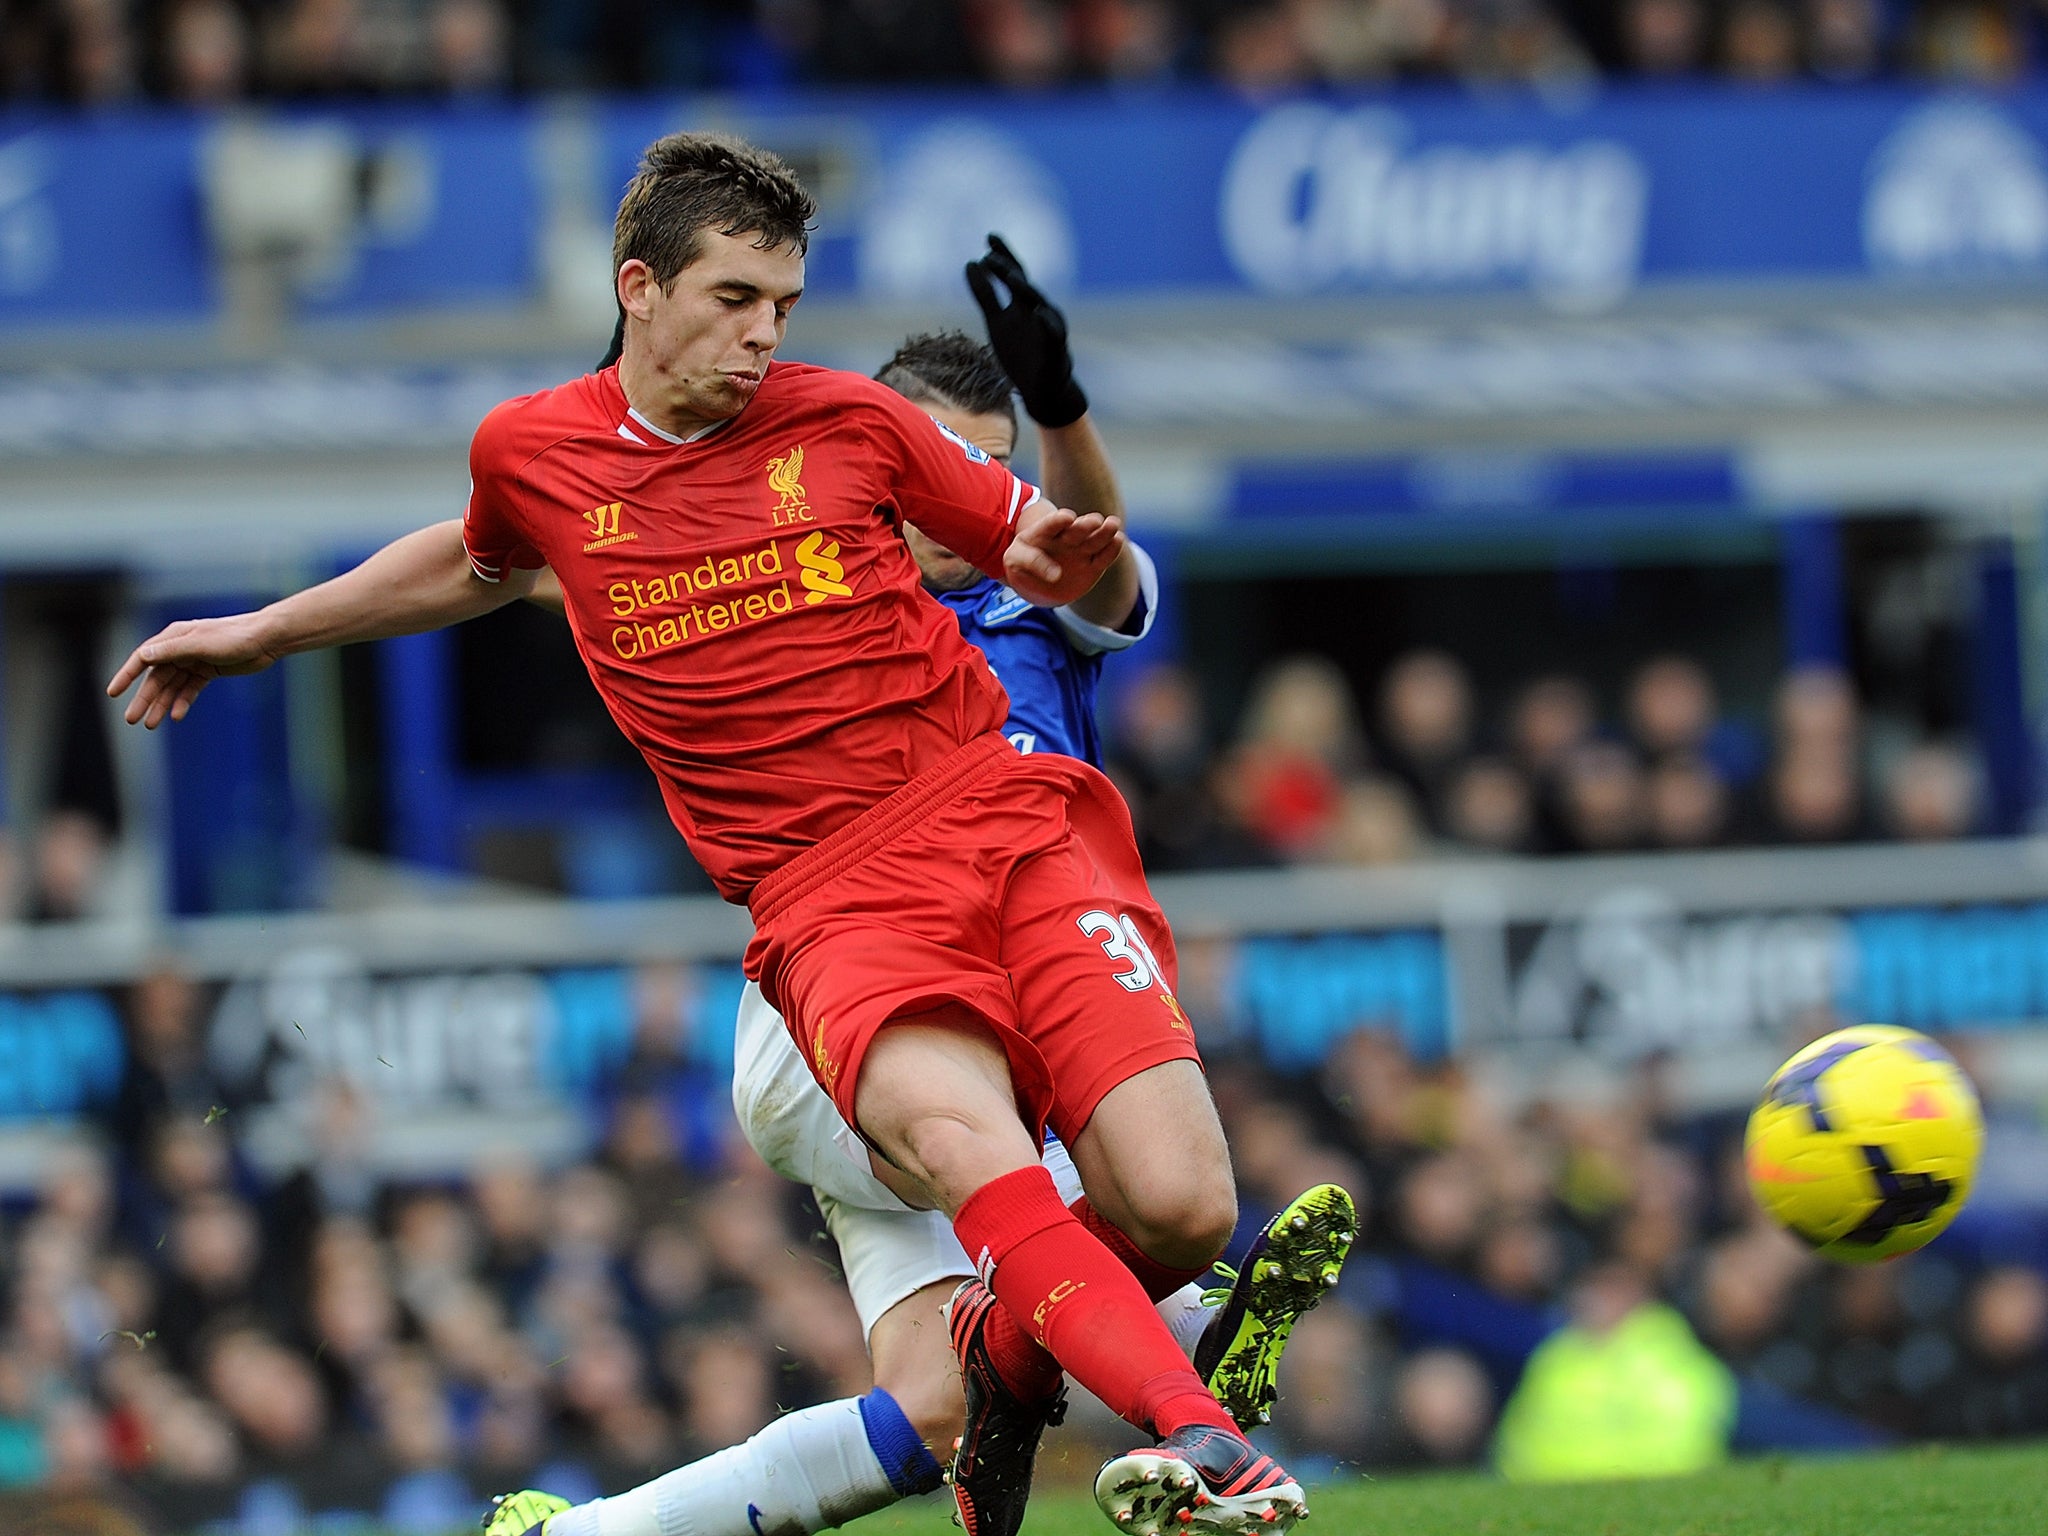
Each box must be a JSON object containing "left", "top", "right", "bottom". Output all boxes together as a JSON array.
[{"left": 930, "top": 544, "right": 1158, "bottom": 768}]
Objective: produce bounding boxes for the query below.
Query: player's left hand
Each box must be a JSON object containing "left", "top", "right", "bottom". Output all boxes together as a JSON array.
[
  {"left": 966, "top": 234, "right": 1089, "bottom": 429},
  {"left": 1005, "top": 498, "right": 1123, "bottom": 607}
]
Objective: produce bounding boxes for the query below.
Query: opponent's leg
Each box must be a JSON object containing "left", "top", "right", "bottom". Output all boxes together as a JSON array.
[
  {"left": 494, "top": 1388, "right": 928, "bottom": 1536},
  {"left": 869, "top": 1279, "right": 968, "bottom": 1455}
]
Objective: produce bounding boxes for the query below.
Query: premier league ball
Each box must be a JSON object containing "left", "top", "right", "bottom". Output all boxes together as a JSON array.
[{"left": 1745, "top": 1024, "right": 1983, "bottom": 1264}]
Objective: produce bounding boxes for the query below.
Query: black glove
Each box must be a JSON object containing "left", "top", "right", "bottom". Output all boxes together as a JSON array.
[
  {"left": 964, "top": 233, "right": 1088, "bottom": 429},
  {"left": 597, "top": 308, "right": 624, "bottom": 371}
]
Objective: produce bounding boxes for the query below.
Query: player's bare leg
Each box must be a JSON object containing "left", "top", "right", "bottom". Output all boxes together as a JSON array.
[
  {"left": 869, "top": 1279, "right": 967, "bottom": 1455},
  {"left": 855, "top": 1011, "right": 1044, "bottom": 1206},
  {"left": 857, "top": 1009, "right": 1300, "bottom": 1536},
  {"left": 1068, "top": 1060, "right": 1238, "bottom": 1271}
]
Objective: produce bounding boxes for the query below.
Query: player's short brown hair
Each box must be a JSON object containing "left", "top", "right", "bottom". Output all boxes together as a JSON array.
[
  {"left": 876, "top": 331, "right": 1018, "bottom": 430},
  {"left": 612, "top": 132, "right": 816, "bottom": 289}
]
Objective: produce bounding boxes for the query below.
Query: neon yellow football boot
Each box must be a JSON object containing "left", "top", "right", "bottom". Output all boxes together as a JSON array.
[
  {"left": 483, "top": 1490, "right": 571, "bottom": 1536},
  {"left": 1195, "top": 1182, "right": 1358, "bottom": 1430}
]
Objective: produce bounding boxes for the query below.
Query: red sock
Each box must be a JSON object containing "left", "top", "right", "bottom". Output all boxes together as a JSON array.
[
  {"left": 1069, "top": 1196, "right": 1212, "bottom": 1302},
  {"left": 954, "top": 1166, "right": 1236, "bottom": 1437}
]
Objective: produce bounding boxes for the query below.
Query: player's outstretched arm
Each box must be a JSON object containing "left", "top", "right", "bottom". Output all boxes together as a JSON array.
[
  {"left": 967, "top": 234, "right": 1139, "bottom": 631},
  {"left": 1004, "top": 498, "right": 1124, "bottom": 609},
  {"left": 107, "top": 519, "right": 534, "bottom": 728}
]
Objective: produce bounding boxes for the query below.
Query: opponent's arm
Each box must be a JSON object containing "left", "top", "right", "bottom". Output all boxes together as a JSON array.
[
  {"left": 1038, "top": 416, "right": 1139, "bottom": 631},
  {"left": 108, "top": 519, "right": 534, "bottom": 728},
  {"left": 967, "top": 234, "right": 1140, "bottom": 632}
]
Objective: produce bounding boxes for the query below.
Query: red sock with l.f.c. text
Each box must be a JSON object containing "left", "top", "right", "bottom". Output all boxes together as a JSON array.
[
  {"left": 1069, "top": 1195, "right": 1213, "bottom": 1301},
  {"left": 952, "top": 1165, "right": 1235, "bottom": 1438}
]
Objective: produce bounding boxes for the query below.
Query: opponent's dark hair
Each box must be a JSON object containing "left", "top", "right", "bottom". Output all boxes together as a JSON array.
[
  {"left": 612, "top": 132, "right": 816, "bottom": 288},
  {"left": 876, "top": 331, "right": 1018, "bottom": 430}
]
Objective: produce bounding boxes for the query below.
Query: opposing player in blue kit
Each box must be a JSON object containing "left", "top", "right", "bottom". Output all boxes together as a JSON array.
[{"left": 488, "top": 241, "right": 1356, "bottom": 1536}]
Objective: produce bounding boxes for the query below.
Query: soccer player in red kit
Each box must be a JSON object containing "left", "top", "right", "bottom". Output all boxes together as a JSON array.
[{"left": 108, "top": 133, "right": 1306, "bottom": 1536}]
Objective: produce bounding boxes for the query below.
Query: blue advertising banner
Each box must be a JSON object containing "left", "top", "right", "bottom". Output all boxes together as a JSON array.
[
  {"left": 0, "top": 104, "right": 536, "bottom": 321},
  {"left": 608, "top": 86, "right": 2048, "bottom": 308},
  {"left": 0, "top": 113, "right": 213, "bottom": 319}
]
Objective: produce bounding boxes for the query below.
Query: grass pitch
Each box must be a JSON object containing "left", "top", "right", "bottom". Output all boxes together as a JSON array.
[{"left": 842, "top": 1441, "right": 2048, "bottom": 1536}]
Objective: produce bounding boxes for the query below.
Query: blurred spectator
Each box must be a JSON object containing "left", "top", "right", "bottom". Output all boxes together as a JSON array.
[
  {"left": 30, "top": 811, "right": 110, "bottom": 924},
  {"left": 673, "top": 1327, "right": 775, "bottom": 1455},
  {"left": 1775, "top": 663, "right": 1860, "bottom": 759},
  {"left": 429, "top": 0, "right": 510, "bottom": 93},
  {"left": 1477, "top": 1218, "right": 1564, "bottom": 1303},
  {"left": 1883, "top": 741, "right": 1978, "bottom": 840},
  {"left": 1622, "top": 0, "right": 1707, "bottom": 72},
  {"left": 974, "top": 0, "right": 1071, "bottom": 85},
  {"left": 1558, "top": 739, "right": 1646, "bottom": 852},
  {"left": 153, "top": 1194, "right": 271, "bottom": 1371},
  {"left": 157, "top": 0, "right": 250, "bottom": 102},
  {"left": 1766, "top": 744, "right": 1867, "bottom": 843},
  {"left": 1720, "top": 0, "right": 1800, "bottom": 78},
  {"left": 1626, "top": 656, "right": 1716, "bottom": 763},
  {"left": 1376, "top": 650, "right": 1473, "bottom": 831},
  {"left": 1444, "top": 756, "right": 1534, "bottom": 854},
  {"left": 1910, "top": 0, "right": 2019, "bottom": 82},
  {"left": 111, "top": 965, "right": 224, "bottom": 1156},
  {"left": 200, "top": 1324, "right": 382, "bottom": 1503},
  {"left": 1217, "top": 654, "right": 1366, "bottom": 857},
  {"left": 63, "top": 0, "right": 137, "bottom": 103},
  {"left": 1210, "top": 1, "right": 1313, "bottom": 89},
  {"left": 1510, "top": 674, "right": 1595, "bottom": 781},
  {"left": 1806, "top": 0, "right": 1882, "bottom": 79},
  {"left": 265, "top": 0, "right": 377, "bottom": 96},
  {"left": 1109, "top": 664, "right": 1266, "bottom": 870},
  {"left": 1646, "top": 753, "right": 1731, "bottom": 849},
  {"left": 1070, "top": 0, "right": 1181, "bottom": 78},
  {"left": 1506, "top": 673, "right": 1594, "bottom": 848},
  {"left": 1396, "top": 1152, "right": 1488, "bottom": 1267},
  {"left": 1459, "top": 0, "right": 1594, "bottom": 81},
  {"left": 1494, "top": 1262, "right": 1736, "bottom": 1480},
  {"left": 1927, "top": 1267, "right": 2048, "bottom": 1439},
  {"left": 1392, "top": 1348, "right": 1496, "bottom": 1464},
  {"left": 1323, "top": 775, "right": 1424, "bottom": 865}
]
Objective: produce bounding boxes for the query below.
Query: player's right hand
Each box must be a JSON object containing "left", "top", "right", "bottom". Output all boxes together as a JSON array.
[
  {"left": 1005, "top": 499, "right": 1123, "bottom": 608},
  {"left": 106, "top": 614, "right": 282, "bottom": 729}
]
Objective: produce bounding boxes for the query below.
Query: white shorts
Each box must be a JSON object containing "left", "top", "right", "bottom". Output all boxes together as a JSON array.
[{"left": 732, "top": 979, "right": 1082, "bottom": 1336}]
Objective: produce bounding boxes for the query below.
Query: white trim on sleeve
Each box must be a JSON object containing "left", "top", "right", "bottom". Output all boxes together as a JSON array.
[
  {"left": 1006, "top": 476, "right": 1038, "bottom": 527},
  {"left": 1052, "top": 541, "right": 1159, "bottom": 656}
]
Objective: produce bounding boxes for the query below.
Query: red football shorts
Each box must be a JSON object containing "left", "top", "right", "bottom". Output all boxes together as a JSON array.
[{"left": 743, "top": 732, "right": 1201, "bottom": 1148}]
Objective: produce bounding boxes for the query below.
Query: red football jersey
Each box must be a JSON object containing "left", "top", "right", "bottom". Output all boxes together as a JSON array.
[{"left": 461, "top": 361, "right": 1041, "bottom": 901}]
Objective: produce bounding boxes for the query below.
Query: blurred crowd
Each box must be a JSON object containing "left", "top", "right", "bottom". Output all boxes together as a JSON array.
[
  {"left": 1, "top": 950, "right": 2045, "bottom": 1526},
  {"left": 1106, "top": 651, "right": 1988, "bottom": 871},
  {"left": 0, "top": 0, "right": 2037, "bottom": 107},
  {"left": 0, "top": 647, "right": 1988, "bottom": 925}
]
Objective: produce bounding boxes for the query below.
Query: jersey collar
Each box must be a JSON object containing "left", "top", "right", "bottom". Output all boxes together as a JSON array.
[{"left": 599, "top": 366, "right": 739, "bottom": 447}]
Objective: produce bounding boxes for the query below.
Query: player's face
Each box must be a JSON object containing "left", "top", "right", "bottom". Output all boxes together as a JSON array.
[
  {"left": 617, "top": 230, "right": 805, "bottom": 434},
  {"left": 904, "top": 406, "right": 1017, "bottom": 593}
]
